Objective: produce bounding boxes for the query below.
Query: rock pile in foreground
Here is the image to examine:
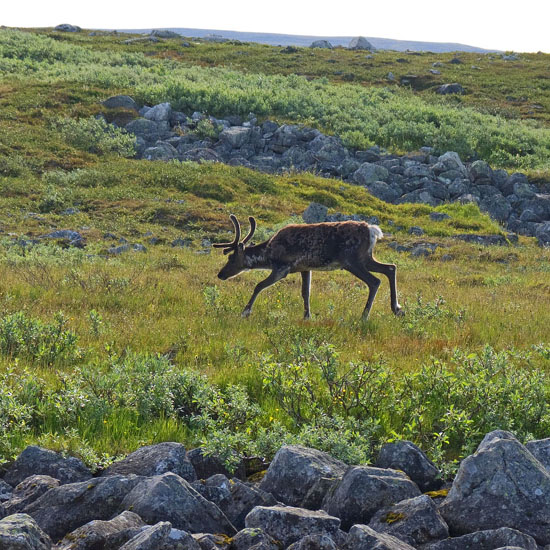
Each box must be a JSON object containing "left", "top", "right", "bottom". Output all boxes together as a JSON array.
[
  {"left": 102, "top": 95, "right": 550, "bottom": 246},
  {"left": 2, "top": 431, "right": 550, "bottom": 549}
]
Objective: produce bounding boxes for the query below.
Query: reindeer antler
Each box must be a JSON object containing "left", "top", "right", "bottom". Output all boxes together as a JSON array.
[
  {"left": 241, "top": 216, "right": 256, "bottom": 245},
  {"left": 213, "top": 214, "right": 242, "bottom": 251}
]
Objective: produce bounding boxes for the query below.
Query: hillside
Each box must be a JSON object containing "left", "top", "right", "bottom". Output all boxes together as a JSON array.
[
  {"left": 0, "top": 26, "right": 549, "bottom": 475},
  {"left": 117, "top": 27, "right": 498, "bottom": 53}
]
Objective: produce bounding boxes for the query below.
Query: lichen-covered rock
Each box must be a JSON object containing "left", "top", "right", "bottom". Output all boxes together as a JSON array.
[
  {"left": 423, "top": 527, "right": 538, "bottom": 550},
  {"left": 144, "top": 102, "right": 172, "bottom": 122},
  {"left": 224, "top": 479, "right": 277, "bottom": 530},
  {"left": 245, "top": 505, "right": 340, "bottom": 547},
  {"left": 4, "top": 447, "right": 91, "bottom": 487},
  {"left": 525, "top": 438, "right": 550, "bottom": 470},
  {"left": 0, "top": 479, "right": 13, "bottom": 503},
  {"left": 159, "top": 528, "right": 201, "bottom": 550},
  {"left": 101, "top": 442, "right": 196, "bottom": 481},
  {"left": 3, "top": 476, "right": 60, "bottom": 515},
  {"left": 0, "top": 513, "right": 52, "bottom": 550},
  {"left": 24, "top": 475, "right": 142, "bottom": 541},
  {"left": 302, "top": 203, "right": 328, "bottom": 224},
  {"left": 56, "top": 511, "right": 145, "bottom": 550},
  {"left": 192, "top": 533, "right": 231, "bottom": 550},
  {"left": 375, "top": 440, "right": 441, "bottom": 491},
  {"left": 348, "top": 36, "right": 375, "bottom": 50},
  {"left": 120, "top": 472, "right": 236, "bottom": 535},
  {"left": 368, "top": 494, "right": 449, "bottom": 546},
  {"left": 230, "top": 527, "right": 279, "bottom": 550},
  {"left": 259, "top": 445, "right": 347, "bottom": 508},
  {"left": 344, "top": 524, "right": 416, "bottom": 550},
  {"left": 119, "top": 521, "right": 172, "bottom": 550},
  {"left": 191, "top": 475, "right": 233, "bottom": 511},
  {"left": 287, "top": 534, "right": 339, "bottom": 550},
  {"left": 353, "top": 162, "right": 390, "bottom": 185},
  {"left": 439, "top": 430, "right": 550, "bottom": 545},
  {"left": 323, "top": 466, "right": 421, "bottom": 530},
  {"left": 102, "top": 95, "right": 139, "bottom": 111}
]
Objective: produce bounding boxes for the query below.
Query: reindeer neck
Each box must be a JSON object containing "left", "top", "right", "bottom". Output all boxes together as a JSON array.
[{"left": 244, "top": 242, "right": 270, "bottom": 269}]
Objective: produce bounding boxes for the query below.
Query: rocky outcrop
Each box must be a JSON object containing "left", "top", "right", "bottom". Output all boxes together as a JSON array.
[
  {"left": 439, "top": 430, "right": 550, "bottom": 545},
  {"left": 107, "top": 95, "right": 550, "bottom": 244},
  {"left": 259, "top": 445, "right": 347, "bottom": 508},
  {"left": 0, "top": 513, "right": 52, "bottom": 550},
  {"left": 245, "top": 505, "right": 341, "bottom": 547},
  {"left": 5, "top": 436, "right": 550, "bottom": 548},
  {"left": 100, "top": 442, "right": 196, "bottom": 481},
  {"left": 375, "top": 440, "right": 441, "bottom": 491},
  {"left": 323, "top": 466, "right": 421, "bottom": 530},
  {"left": 3, "top": 446, "right": 91, "bottom": 487}
]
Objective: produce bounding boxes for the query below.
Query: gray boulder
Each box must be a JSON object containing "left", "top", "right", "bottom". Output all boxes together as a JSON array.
[
  {"left": 126, "top": 119, "right": 162, "bottom": 142},
  {"left": 436, "top": 152, "right": 467, "bottom": 176},
  {"left": 310, "top": 40, "right": 333, "bottom": 49},
  {"left": 180, "top": 148, "right": 221, "bottom": 163},
  {"left": 224, "top": 479, "right": 277, "bottom": 530},
  {"left": 101, "top": 442, "right": 196, "bottom": 481},
  {"left": 191, "top": 475, "right": 233, "bottom": 511},
  {"left": 3, "top": 476, "right": 60, "bottom": 515},
  {"left": 245, "top": 505, "right": 340, "bottom": 547},
  {"left": 23, "top": 474, "right": 142, "bottom": 541},
  {"left": 353, "top": 162, "right": 390, "bottom": 185},
  {"left": 469, "top": 160, "right": 493, "bottom": 181},
  {"left": 439, "top": 430, "right": 550, "bottom": 545},
  {"left": 344, "top": 525, "right": 416, "bottom": 550},
  {"left": 424, "top": 527, "right": 538, "bottom": 550},
  {"left": 368, "top": 494, "right": 449, "bottom": 546},
  {"left": 120, "top": 472, "right": 236, "bottom": 535},
  {"left": 219, "top": 127, "right": 252, "bottom": 149},
  {"left": 56, "top": 511, "right": 146, "bottom": 550},
  {"left": 0, "top": 513, "right": 52, "bottom": 550},
  {"left": 323, "top": 466, "right": 421, "bottom": 529},
  {"left": 159, "top": 528, "right": 200, "bottom": 550},
  {"left": 349, "top": 37, "right": 375, "bottom": 50},
  {"left": 430, "top": 212, "right": 451, "bottom": 221},
  {"left": 4, "top": 446, "right": 91, "bottom": 487},
  {"left": 303, "top": 203, "right": 328, "bottom": 223},
  {"left": 365, "top": 181, "right": 400, "bottom": 203},
  {"left": 230, "top": 527, "right": 279, "bottom": 550},
  {"left": 437, "top": 83, "right": 465, "bottom": 95},
  {"left": 39, "top": 230, "right": 84, "bottom": 248},
  {"left": 54, "top": 24, "right": 81, "bottom": 32},
  {"left": 143, "top": 142, "right": 178, "bottom": 161},
  {"left": 535, "top": 221, "right": 550, "bottom": 246},
  {"left": 525, "top": 438, "right": 550, "bottom": 470},
  {"left": 287, "top": 534, "right": 339, "bottom": 550},
  {"left": 144, "top": 103, "right": 172, "bottom": 122},
  {"left": 0, "top": 480, "right": 13, "bottom": 502},
  {"left": 259, "top": 445, "right": 347, "bottom": 508},
  {"left": 150, "top": 30, "right": 181, "bottom": 38},
  {"left": 119, "top": 521, "right": 172, "bottom": 550},
  {"left": 480, "top": 195, "right": 512, "bottom": 223},
  {"left": 102, "top": 95, "right": 138, "bottom": 111},
  {"left": 192, "top": 533, "right": 231, "bottom": 549}
]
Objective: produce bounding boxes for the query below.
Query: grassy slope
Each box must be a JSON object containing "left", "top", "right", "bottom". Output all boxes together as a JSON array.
[{"left": 0, "top": 28, "right": 549, "bottom": 468}]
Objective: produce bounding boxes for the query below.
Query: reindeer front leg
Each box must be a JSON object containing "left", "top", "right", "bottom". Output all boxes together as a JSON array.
[
  {"left": 242, "top": 267, "right": 290, "bottom": 318},
  {"left": 301, "top": 271, "right": 312, "bottom": 319}
]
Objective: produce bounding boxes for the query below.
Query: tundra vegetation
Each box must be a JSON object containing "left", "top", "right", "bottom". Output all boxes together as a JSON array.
[{"left": 0, "top": 28, "right": 549, "bottom": 475}]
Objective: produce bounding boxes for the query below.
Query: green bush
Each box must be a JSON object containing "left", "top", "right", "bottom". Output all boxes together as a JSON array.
[
  {"left": 0, "top": 311, "right": 80, "bottom": 366},
  {"left": 52, "top": 116, "right": 136, "bottom": 157}
]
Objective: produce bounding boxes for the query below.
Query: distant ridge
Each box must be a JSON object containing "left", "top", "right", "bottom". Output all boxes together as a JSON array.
[{"left": 115, "top": 27, "right": 498, "bottom": 53}]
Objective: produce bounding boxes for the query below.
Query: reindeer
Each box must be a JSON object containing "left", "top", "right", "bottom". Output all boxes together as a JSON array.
[{"left": 214, "top": 214, "right": 402, "bottom": 320}]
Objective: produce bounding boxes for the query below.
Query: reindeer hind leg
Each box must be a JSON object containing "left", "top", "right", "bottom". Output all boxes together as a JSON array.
[{"left": 301, "top": 271, "right": 312, "bottom": 319}]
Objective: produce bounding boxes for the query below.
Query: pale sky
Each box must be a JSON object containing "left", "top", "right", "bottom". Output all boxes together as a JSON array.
[{"left": 3, "top": 0, "right": 549, "bottom": 53}]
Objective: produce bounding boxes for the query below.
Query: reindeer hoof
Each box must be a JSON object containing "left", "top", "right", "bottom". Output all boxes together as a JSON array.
[
  {"left": 394, "top": 306, "right": 404, "bottom": 317},
  {"left": 304, "top": 313, "right": 311, "bottom": 320},
  {"left": 241, "top": 309, "right": 251, "bottom": 318}
]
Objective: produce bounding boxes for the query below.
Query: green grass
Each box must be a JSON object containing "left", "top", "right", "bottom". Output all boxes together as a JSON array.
[{"left": 0, "top": 26, "right": 549, "bottom": 473}]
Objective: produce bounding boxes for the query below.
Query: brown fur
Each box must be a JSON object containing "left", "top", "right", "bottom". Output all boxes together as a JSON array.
[{"left": 216, "top": 216, "right": 402, "bottom": 320}]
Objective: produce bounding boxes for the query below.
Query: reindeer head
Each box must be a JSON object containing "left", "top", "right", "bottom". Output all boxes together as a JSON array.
[{"left": 214, "top": 215, "right": 256, "bottom": 280}]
